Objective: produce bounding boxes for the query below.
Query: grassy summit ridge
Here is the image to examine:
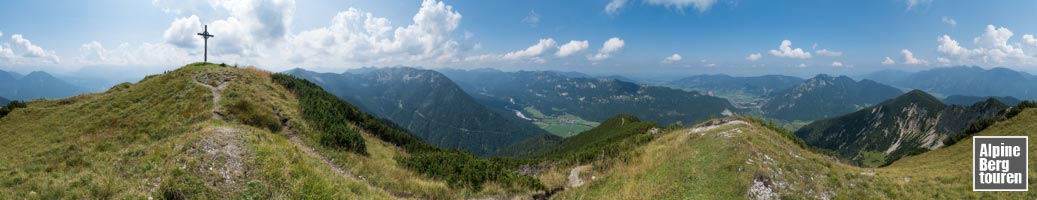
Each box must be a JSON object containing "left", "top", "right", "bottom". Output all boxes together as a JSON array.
[
  {"left": 0, "top": 63, "right": 540, "bottom": 199},
  {"left": 553, "top": 109, "right": 1037, "bottom": 199}
]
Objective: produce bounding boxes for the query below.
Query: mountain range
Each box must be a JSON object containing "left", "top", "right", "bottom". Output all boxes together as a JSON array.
[
  {"left": 860, "top": 66, "right": 1037, "bottom": 99},
  {"left": 284, "top": 67, "right": 548, "bottom": 156},
  {"left": 665, "top": 74, "right": 803, "bottom": 108},
  {"left": 2, "top": 63, "right": 1036, "bottom": 199},
  {"left": 762, "top": 74, "right": 903, "bottom": 121},
  {"left": 437, "top": 68, "right": 738, "bottom": 127},
  {"left": 0, "top": 70, "right": 85, "bottom": 100},
  {"left": 795, "top": 90, "right": 1008, "bottom": 166}
]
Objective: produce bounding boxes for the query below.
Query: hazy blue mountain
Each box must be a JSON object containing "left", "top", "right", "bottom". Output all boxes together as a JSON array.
[
  {"left": 762, "top": 74, "right": 903, "bottom": 121},
  {"left": 855, "top": 69, "right": 911, "bottom": 84},
  {"left": 285, "top": 67, "right": 548, "bottom": 156},
  {"left": 603, "top": 75, "right": 639, "bottom": 84},
  {"left": 943, "top": 95, "right": 1021, "bottom": 106},
  {"left": 0, "top": 70, "right": 86, "bottom": 100},
  {"left": 795, "top": 90, "right": 1007, "bottom": 166},
  {"left": 666, "top": 74, "right": 803, "bottom": 108},
  {"left": 0, "top": 96, "right": 8, "bottom": 105},
  {"left": 437, "top": 68, "right": 738, "bottom": 127},
  {"left": 865, "top": 66, "right": 1037, "bottom": 99}
]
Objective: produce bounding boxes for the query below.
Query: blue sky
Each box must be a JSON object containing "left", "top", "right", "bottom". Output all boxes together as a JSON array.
[{"left": 2, "top": 0, "right": 1037, "bottom": 78}]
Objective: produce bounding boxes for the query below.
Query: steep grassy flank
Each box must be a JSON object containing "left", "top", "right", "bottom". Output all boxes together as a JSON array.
[
  {"left": 553, "top": 110, "right": 1037, "bottom": 199},
  {"left": 0, "top": 63, "right": 385, "bottom": 198},
  {"left": 272, "top": 73, "right": 543, "bottom": 196}
]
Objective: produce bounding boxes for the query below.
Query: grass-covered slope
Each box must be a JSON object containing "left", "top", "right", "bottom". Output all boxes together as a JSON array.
[
  {"left": 0, "top": 63, "right": 383, "bottom": 198},
  {"left": 0, "top": 63, "right": 540, "bottom": 199},
  {"left": 553, "top": 109, "right": 1037, "bottom": 199}
]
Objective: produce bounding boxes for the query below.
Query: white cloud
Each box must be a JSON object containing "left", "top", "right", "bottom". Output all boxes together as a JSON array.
[
  {"left": 901, "top": 49, "right": 928, "bottom": 65},
  {"left": 4, "top": 34, "right": 61, "bottom": 64},
  {"left": 815, "top": 49, "right": 842, "bottom": 56},
  {"left": 906, "top": 0, "right": 933, "bottom": 11},
  {"left": 74, "top": 41, "right": 195, "bottom": 66},
  {"left": 606, "top": 0, "right": 717, "bottom": 16},
  {"left": 502, "top": 38, "right": 557, "bottom": 60},
  {"left": 521, "top": 10, "right": 540, "bottom": 27},
  {"left": 745, "top": 53, "right": 761, "bottom": 61},
  {"left": 286, "top": 0, "right": 466, "bottom": 69},
  {"left": 797, "top": 63, "right": 807, "bottom": 68},
  {"left": 935, "top": 25, "right": 1035, "bottom": 66},
  {"left": 661, "top": 53, "right": 682, "bottom": 63},
  {"left": 941, "top": 16, "right": 956, "bottom": 27},
  {"left": 644, "top": 0, "right": 718, "bottom": 13},
  {"left": 556, "top": 40, "right": 589, "bottom": 57},
  {"left": 588, "top": 37, "right": 625, "bottom": 61},
  {"left": 156, "top": 0, "right": 296, "bottom": 61},
  {"left": 1023, "top": 34, "right": 1037, "bottom": 46},
  {"left": 768, "top": 40, "right": 811, "bottom": 59},
  {"left": 881, "top": 57, "right": 895, "bottom": 65},
  {"left": 605, "top": 0, "right": 627, "bottom": 16},
  {"left": 831, "top": 61, "right": 843, "bottom": 67},
  {"left": 464, "top": 31, "right": 474, "bottom": 40},
  {"left": 163, "top": 15, "right": 203, "bottom": 49}
]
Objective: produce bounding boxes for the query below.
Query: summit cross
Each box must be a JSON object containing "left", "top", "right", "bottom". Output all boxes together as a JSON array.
[{"left": 196, "top": 25, "right": 214, "bottom": 62}]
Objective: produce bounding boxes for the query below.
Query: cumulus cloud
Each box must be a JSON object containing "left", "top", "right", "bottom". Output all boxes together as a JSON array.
[
  {"left": 815, "top": 49, "right": 842, "bottom": 56},
  {"left": 502, "top": 38, "right": 557, "bottom": 60},
  {"left": 1023, "top": 34, "right": 1036, "bottom": 46},
  {"left": 2, "top": 33, "right": 61, "bottom": 64},
  {"left": 745, "top": 53, "right": 762, "bottom": 61},
  {"left": 768, "top": 40, "right": 811, "bottom": 59},
  {"left": 156, "top": 0, "right": 296, "bottom": 60},
  {"left": 163, "top": 15, "right": 203, "bottom": 49},
  {"left": 605, "top": 0, "right": 627, "bottom": 16},
  {"left": 588, "top": 37, "right": 625, "bottom": 61},
  {"left": 901, "top": 49, "right": 927, "bottom": 65},
  {"left": 935, "top": 25, "right": 1035, "bottom": 66},
  {"left": 661, "top": 53, "right": 682, "bottom": 63},
  {"left": 556, "top": 40, "right": 589, "bottom": 57},
  {"left": 286, "top": 0, "right": 466, "bottom": 68},
  {"left": 831, "top": 61, "right": 844, "bottom": 67},
  {"left": 521, "top": 10, "right": 540, "bottom": 27},
  {"left": 941, "top": 16, "right": 956, "bottom": 27},
  {"left": 882, "top": 57, "right": 895, "bottom": 65}
]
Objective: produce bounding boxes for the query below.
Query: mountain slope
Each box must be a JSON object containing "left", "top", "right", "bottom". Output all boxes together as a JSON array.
[
  {"left": 0, "top": 63, "right": 540, "bottom": 199},
  {"left": 285, "top": 67, "right": 548, "bottom": 156},
  {"left": 763, "top": 74, "right": 903, "bottom": 121},
  {"left": 0, "top": 96, "right": 8, "bottom": 105},
  {"left": 550, "top": 109, "right": 1037, "bottom": 199},
  {"left": 0, "top": 70, "right": 86, "bottom": 100},
  {"left": 794, "top": 90, "right": 1007, "bottom": 166},
  {"left": 943, "top": 95, "right": 1021, "bottom": 106},
  {"left": 437, "top": 68, "right": 738, "bottom": 127}
]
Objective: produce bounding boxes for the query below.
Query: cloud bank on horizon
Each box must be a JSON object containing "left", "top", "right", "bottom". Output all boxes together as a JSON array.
[{"left": 1, "top": 0, "right": 1037, "bottom": 74}]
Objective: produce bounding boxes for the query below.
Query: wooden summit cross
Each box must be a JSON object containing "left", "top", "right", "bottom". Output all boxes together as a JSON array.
[{"left": 197, "top": 25, "right": 214, "bottom": 62}]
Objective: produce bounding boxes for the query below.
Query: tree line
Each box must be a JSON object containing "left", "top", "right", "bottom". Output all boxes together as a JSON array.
[{"left": 271, "top": 73, "right": 542, "bottom": 191}]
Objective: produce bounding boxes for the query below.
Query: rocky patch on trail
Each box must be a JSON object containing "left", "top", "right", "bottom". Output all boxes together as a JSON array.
[{"left": 688, "top": 118, "right": 748, "bottom": 134}]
